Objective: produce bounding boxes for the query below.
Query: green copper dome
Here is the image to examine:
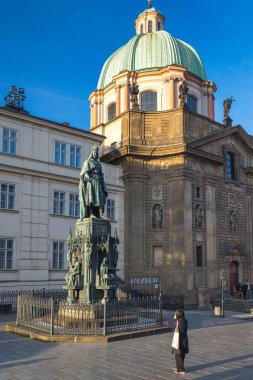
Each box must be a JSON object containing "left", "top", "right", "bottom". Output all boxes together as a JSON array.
[{"left": 97, "top": 31, "right": 207, "bottom": 90}]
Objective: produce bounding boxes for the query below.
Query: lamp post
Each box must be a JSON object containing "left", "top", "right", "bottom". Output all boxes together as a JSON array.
[{"left": 220, "top": 267, "right": 226, "bottom": 318}]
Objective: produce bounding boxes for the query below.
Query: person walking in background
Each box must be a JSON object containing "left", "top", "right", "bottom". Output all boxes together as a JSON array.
[
  {"left": 242, "top": 283, "right": 248, "bottom": 300},
  {"left": 171, "top": 310, "right": 189, "bottom": 375},
  {"left": 250, "top": 283, "right": 253, "bottom": 298}
]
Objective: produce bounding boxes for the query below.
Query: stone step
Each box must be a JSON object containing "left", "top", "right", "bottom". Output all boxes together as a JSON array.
[{"left": 224, "top": 299, "right": 253, "bottom": 313}]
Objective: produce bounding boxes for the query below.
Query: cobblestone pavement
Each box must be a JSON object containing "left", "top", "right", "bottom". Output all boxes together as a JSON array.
[{"left": 0, "top": 310, "right": 252, "bottom": 380}]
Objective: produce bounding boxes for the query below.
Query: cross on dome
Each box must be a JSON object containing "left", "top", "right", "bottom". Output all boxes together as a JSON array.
[{"left": 148, "top": 0, "right": 152, "bottom": 9}]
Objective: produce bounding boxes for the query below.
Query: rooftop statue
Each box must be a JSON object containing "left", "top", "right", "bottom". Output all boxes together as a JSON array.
[
  {"left": 223, "top": 96, "right": 235, "bottom": 119},
  {"left": 79, "top": 145, "right": 108, "bottom": 219}
]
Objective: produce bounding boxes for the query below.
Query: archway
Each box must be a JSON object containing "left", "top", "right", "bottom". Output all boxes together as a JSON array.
[{"left": 229, "top": 261, "right": 239, "bottom": 295}]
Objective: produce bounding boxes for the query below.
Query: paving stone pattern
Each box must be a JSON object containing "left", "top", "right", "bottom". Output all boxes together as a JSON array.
[{"left": 0, "top": 310, "right": 252, "bottom": 380}]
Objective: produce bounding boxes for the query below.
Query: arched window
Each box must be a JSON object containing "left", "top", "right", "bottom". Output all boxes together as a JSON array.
[
  {"left": 157, "top": 21, "right": 161, "bottom": 31},
  {"left": 107, "top": 102, "right": 116, "bottom": 121},
  {"left": 141, "top": 91, "right": 157, "bottom": 111},
  {"left": 187, "top": 95, "right": 198, "bottom": 113},
  {"left": 140, "top": 24, "right": 144, "bottom": 34},
  {"left": 148, "top": 20, "right": 153, "bottom": 33}
]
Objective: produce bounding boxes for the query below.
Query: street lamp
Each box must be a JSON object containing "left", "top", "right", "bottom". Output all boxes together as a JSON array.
[{"left": 220, "top": 267, "right": 226, "bottom": 318}]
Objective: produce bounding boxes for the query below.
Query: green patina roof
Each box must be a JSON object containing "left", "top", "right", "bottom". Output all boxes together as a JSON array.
[{"left": 97, "top": 31, "right": 207, "bottom": 90}]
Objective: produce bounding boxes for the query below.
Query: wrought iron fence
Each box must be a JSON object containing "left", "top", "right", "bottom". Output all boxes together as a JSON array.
[
  {"left": 0, "top": 289, "right": 67, "bottom": 313},
  {"left": 16, "top": 293, "right": 162, "bottom": 336}
]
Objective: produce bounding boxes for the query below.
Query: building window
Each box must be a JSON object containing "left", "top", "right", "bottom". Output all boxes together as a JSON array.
[
  {"left": 187, "top": 95, "right": 198, "bottom": 113},
  {"left": 2, "top": 128, "right": 17, "bottom": 155},
  {"left": 157, "top": 21, "right": 161, "bottom": 31},
  {"left": 52, "top": 242, "right": 65, "bottom": 270},
  {"left": 53, "top": 191, "right": 65, "bottom": 215},
  {"left": 70, "top": 145, "right": 81, "bottom": 168},
  {"left": 140, "top": 23, "right": 144, "bottom": 34},
  {"left": 55, "top": 141, "right": 67, "bottom": 165},
  {"left": 196, "top": 187, "right": 201, "bottom": 199},
  {"left": 107, "top": 199, "right": 115, "bottom": 220},
  {"left": 108, "top": 103, "right": 116, "bottom": 121},
  {"left": 196, "top": 246, "right": 203, "bottom": 267},
  {"left": 69, "top": 193, "right": 80, "bottom": 217},
  {"left": 0, "top": 239, "right": 14, "bottom": 270},
  {"left": 153, "top": 246, "right": 163, "bottom": 267},
  {"left": 226, "top": 152, "right": 236, "bottom": 181},
  {"left": 141, "top": 91, "right": 157, "bottom": 111},
  {"left": 148, "top": 20, "right": 153, "bottom": 33},
  {"left": 0, "top": 184, "right": 15, "bottom": 210}
]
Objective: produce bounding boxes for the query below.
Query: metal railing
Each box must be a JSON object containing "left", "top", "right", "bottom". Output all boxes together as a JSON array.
[
  {"left": 0, "top": 289, "right": 67, "bottom": 312},
  {"left": 16, "top": 293, "right": 162, "bottom": 336}
]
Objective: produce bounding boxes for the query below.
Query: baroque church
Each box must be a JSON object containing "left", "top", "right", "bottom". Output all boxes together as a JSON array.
[{"left": 89, "top": 1, "right": 253, "bottom": 306}]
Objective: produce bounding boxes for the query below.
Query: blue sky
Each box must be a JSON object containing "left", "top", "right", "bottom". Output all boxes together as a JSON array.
[{"left": 0, "top": 0, "right": 252, "bottom": 133}]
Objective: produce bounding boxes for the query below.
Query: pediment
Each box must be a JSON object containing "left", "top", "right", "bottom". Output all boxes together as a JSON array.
[{"left": 188, "top": 125, "right": 253, "bottom": 155}]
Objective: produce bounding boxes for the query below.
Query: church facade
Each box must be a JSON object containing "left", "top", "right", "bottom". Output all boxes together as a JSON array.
[{"left": 89, "top": 3, "right": 253, "bottom": 306}]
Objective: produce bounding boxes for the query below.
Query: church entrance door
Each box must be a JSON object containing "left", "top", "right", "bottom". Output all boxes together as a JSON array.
[{"left": 229, "top": 261, "right": 239, "bottom": 295}]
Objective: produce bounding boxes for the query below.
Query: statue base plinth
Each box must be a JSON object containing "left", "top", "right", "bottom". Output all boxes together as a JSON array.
[
  {"left": 76, "top": 217, "right": 111, "bottom": 238},
  {"left": 223, "top": 116, "right": 233, "bottom": 127},
  {"left": 64, "top": 216, "right": 119, "bottom": 305}
]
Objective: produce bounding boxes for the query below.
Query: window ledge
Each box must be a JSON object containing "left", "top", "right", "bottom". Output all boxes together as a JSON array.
[
  {"left": 0, "top": 270, "right": 17, "bottom": 272},
  {"left": 225, "top": 179, "right": 240, "bottom": 186},
  {"left": 0, "top": 151, "right": 17, "bottom": 157},
  {"left": 53, "top": 162, "right": 80, "bottom": 170},
  {"left": 49, "top": 214, "right": 79, "bottom": 219},
  {"left": 0, "top": 209, "right": 19, "bottom": 214},
  {"left": 49, "top": 269, "right": 67, "bottom": 272}
]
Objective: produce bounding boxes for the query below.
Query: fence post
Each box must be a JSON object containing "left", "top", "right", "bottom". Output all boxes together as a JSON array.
[
  {"left": 16, "top": 293, "right": 20, "bottom": 325},
  {"left": 103, "top": 297, "right": 107, "bottom": 336},
  {"left": 159, "top": 291, "right": 163, "bottom": 326},
  {"left": 50, "top": 298, "right": 55, "bottom": 335}
]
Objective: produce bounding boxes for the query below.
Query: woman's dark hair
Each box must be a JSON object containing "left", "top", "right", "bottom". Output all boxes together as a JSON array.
[{"left": 175, "top": 309, "right": 185, "bottom": 319}]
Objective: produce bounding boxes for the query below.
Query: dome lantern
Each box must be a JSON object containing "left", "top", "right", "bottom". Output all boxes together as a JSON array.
[{"left": 135, "top": 1, "right": 165, "bottom": 34}]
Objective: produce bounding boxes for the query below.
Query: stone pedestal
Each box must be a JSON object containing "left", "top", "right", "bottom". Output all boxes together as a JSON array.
[
  {"left": 197, "top": 286, "right": 211, "bottom": 310},
  {"left": 223, "top": 116, "right": 233, "bottom": 127},
  {"left": 76, "top": 217, "right": 111, "bottom": 239},
  {"left": 64, "top": 217, "right": 119, "bottom": 305}
]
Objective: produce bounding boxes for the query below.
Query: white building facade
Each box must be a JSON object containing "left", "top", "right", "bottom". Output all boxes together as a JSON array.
[{"left": 0, "top": 107, "right": 124, "bottom": 291}]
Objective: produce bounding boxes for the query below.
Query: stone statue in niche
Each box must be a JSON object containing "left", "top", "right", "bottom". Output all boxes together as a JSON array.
[
  {"left": 129, "top": 83, "right": 140, "bottom": 110},
  {"left": 179, "top": 81, "right": 189, "bottom": 108},
  {"left": 152, "top": 204, "right": 163, "bottom": 229},
  {"left": 230, "top": 210, "right": 236, "bottom": 232},
  {"left": 65, "top": 256, "right": 81, "bottom": 287},
  {"left": 100, "top": 257, "right": 109, "bottom": 285},
  {"left": 195, "top": 204, "right": 203, "bottom": 228}
]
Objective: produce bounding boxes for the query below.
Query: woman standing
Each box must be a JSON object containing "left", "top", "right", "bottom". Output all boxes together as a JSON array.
[{"left": 171, "top": 310, "right": 189, "bottom": 375}]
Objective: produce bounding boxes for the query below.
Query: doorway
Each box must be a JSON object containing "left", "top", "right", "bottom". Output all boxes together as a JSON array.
[{"left": 229, "top": 261, "right": 239, "bottom": 295}]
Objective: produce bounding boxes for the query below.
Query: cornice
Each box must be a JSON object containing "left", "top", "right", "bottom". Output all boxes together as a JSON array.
[
  {"left": 0, "top": 163, "right": 78, "bottom": 184},
  {"left": 0, "top": 107, "right": 104, "bottom": 142}
]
